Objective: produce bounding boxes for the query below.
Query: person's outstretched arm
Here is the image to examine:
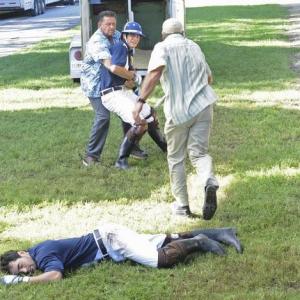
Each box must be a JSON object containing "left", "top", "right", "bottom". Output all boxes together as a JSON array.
[{"left": 1, "top": 270, "right": 62, "bottom": 285}]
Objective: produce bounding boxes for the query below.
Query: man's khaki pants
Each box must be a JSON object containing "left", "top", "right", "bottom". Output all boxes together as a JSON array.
[{"left": 164, "top": 105, "right": 219, "bottom": 207}]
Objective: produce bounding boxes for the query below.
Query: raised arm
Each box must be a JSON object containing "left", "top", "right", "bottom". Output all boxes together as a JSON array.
[{"left": 139, "top": 66, "right": 164, "bottom": 100}]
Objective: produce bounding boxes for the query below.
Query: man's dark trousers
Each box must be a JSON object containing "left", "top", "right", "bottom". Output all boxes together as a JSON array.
[{"left": 86, "top": 96, "right": 110, "bottom": 159}]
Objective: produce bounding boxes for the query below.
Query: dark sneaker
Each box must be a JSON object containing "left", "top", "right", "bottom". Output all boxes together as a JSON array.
[
  {"left": 202, "top": 185, "right": 218, "bottom": 220},
  {"left": 82, "top": 156, "right": 99, "bottom": 167},
  {"left": 130, "top": 144, "right": 148, "bottom": 160},
  {"left": 171, "top": 202, "right": 191, "bottom": 216}
]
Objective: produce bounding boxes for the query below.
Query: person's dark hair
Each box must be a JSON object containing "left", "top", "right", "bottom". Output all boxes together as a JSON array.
[
  {"left": 0, "top": 250, "right": 21, "bottom": 273},
  {"left": 97, "top": 11, "right": 117, "bottom": 23}
]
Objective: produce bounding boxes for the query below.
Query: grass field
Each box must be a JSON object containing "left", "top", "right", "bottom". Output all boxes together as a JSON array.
[{"left": 0, "top": 4, "right": 299, "bottom": 300}]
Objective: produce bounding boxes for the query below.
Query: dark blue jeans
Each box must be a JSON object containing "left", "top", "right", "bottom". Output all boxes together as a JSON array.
[{"left": 86, "top": 96, "right": 110, "bottom": 159}]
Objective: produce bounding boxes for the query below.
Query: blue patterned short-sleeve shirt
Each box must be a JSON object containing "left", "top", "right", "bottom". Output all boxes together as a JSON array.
[{"left": 80, "top": 29, "right": 121, "bottom": 98}]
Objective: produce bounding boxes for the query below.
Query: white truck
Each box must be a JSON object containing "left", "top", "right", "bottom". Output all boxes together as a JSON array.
[
  {"left": 69, "top": 0, "right": 185, "bottom": 81},
  {"left": 0, "top": 0, "right": 76, "bottom": 17}
]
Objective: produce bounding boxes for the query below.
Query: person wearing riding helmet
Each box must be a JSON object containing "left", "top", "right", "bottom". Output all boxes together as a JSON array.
[
  {"left": 101, "top": 21, "right": 167, "bottom": 170},
  {"left": 81, "top": 11, "right": 147, "bottom": 167}
]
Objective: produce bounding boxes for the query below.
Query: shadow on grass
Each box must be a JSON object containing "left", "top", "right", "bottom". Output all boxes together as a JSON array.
[
  {"left": 186, "top": 5, "right": 297, "bottom": 90},
  {"left": 212, "top": 105, "right": 300, "bottom": 175},
  {"left": 0, "top": 222, "right": 8, "bottom": 234},
  {"left": 187, "top": 4, "right": 288, "bottom": 23},
  {"left": 0, "top": 39, "right": 77, "bottom": 90},
  {"left": 0, "top": 39, "right": 295, "bottom": 92},
  {"left": 0, "top": 106, "right": 169, "bottom": 207},
  {"left": 1, "top": 39, "right": 294, "bottom": 92},
  {"left": 0, "top": 40, "right": 295, "bottom": 91},
  {"left": 219, "top": 174, "right": 299, "bottom": 237},
  {"left": 0, "top": 104, "right": 299, "bottom": 207},
  {"left": 0, "top": 5, "right": 296, "bottom": 92},
  {"left": 1, "top": 175, "right": 299, "bottom": 299},
  {"left": 197, "top": 42, "right": 296, "bottom": 90},
  {"left": 0, "top": 237, "right": 32, "bottom": 253}
]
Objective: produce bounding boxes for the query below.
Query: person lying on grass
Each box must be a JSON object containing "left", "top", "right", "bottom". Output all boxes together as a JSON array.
[{"left": 0, "top": 223, "right": 243, "bottom": 284}]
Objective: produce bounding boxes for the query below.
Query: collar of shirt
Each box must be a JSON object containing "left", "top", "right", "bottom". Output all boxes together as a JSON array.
[
  {"left": 121, "top": 40, "right": 134, "bottom": 69},
  {"left": 97, "top": 29, "right": 121, "bottom": 42},
  {"left": 163, "top": 33, "right": 184, "bottom": 42}
]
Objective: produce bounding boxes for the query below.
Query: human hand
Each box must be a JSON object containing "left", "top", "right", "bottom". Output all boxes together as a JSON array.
[
  {"left": 132, "top": 101, "right": 144, "bottom": 124},
  {"left": 124, "top": 80, "right": 136, "bottom": 89},
  {"left": 133, "top": 73, "right": 143, "bottom": 86},
  {"left": 0, "top": 275, "right": 29, "bottom": 285}
]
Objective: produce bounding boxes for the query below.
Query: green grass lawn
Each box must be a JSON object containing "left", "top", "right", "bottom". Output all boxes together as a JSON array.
[{"left": 0, "top": 4, "right": 299, "bottom": 300}]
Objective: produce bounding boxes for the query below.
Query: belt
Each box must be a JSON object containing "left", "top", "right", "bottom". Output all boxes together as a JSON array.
[
  {"left": 100, "top": 86, "right": 123, "bottom": 96},
  {"left": 93, "top": 229, "right": 109, "bottom": 259}
]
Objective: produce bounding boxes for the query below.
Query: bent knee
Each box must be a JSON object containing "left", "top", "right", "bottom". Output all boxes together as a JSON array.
[{"left": 188, "top": 147, "right": 208, "bottom": 160}]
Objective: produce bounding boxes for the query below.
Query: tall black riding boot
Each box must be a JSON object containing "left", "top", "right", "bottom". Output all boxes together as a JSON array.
[
  {"left": 115, "top": 136, "right": 135, "bottom": 170},
  {"left": 122, "top": 121, "right": 147, "bottom": 160},
  {"left": 122, "top": 121, "right": 131, "bottom": 135},
  {"left": 157, "top": 234, "right": 226, "bottom": 268},
  {"left": 147, "top": 121, "right": 167, "bottom": 152},
  {"left": 178, "top": 228, "right": 243, "bottom": 253}
]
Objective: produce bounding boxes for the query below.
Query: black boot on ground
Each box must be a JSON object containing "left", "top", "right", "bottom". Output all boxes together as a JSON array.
[
  {"left": 115, "top": 136, "right": 135, "bottom": 170},
  {"left": 147, "top": 121, "right": 167, "bottom": 152},
  {"left": 122, "top": 121, "right": 147, "bottom": 160},
  {"left": 193, "top": 234, "right": 226, "bottom": 255},
  {"left": 157, "top": 234, "right": 226, "bottom": 268},
  {"left": 179, "top": 228, "right": 243, "bottom": 253},
  {"left": 130, "top": 142, "right": 148, "bottom": 160}
]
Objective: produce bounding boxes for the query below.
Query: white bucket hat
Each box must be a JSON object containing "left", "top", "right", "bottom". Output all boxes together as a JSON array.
[{"left": 162, "top": 18, "right": 183, "bottom": 34}]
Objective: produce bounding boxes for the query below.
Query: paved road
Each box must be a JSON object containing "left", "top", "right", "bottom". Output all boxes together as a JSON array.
[{"left": 0, "top": 3, "right": 80, "bottom": 57}]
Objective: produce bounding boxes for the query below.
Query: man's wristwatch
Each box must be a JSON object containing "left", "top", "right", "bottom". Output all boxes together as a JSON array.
[{"left": 138, "top": 97, "right": 146, "bottom": 104}]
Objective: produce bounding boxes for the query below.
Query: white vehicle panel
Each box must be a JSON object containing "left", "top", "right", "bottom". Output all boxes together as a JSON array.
[{"left": 24, "top": 0, "right": 34, "bottom": 11}]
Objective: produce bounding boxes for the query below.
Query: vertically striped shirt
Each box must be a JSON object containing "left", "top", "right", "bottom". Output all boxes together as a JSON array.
[{"left": 148, "top": 34, "right": 217, "bottom": 125}]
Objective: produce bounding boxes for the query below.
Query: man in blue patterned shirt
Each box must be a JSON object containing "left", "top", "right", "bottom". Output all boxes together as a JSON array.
[{"left": 81, "top": 11, "right": 147, "bottom": 166}]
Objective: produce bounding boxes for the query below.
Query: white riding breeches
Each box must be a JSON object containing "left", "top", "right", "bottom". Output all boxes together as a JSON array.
[
  {"left": 101, "top": 88, "right": 154, "bottom": 125},
  {"left": 96, "top": 223, "right": 166, "bottom": 268}
]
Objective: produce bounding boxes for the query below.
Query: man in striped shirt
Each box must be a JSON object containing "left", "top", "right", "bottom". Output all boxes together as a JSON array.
[{"left": 133, "top": 18, "right": 219, "bottom": 219}]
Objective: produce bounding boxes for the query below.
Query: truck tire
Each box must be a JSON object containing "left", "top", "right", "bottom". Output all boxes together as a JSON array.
[
  {"left": 30, "top": 0, "right": 39, "bottom": 16},
  {"left": 40, "top": 0, "right": 46, "bottom": 14},
  {"left": 37, "top": 0, "right": 42, "bottom": 14}
]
